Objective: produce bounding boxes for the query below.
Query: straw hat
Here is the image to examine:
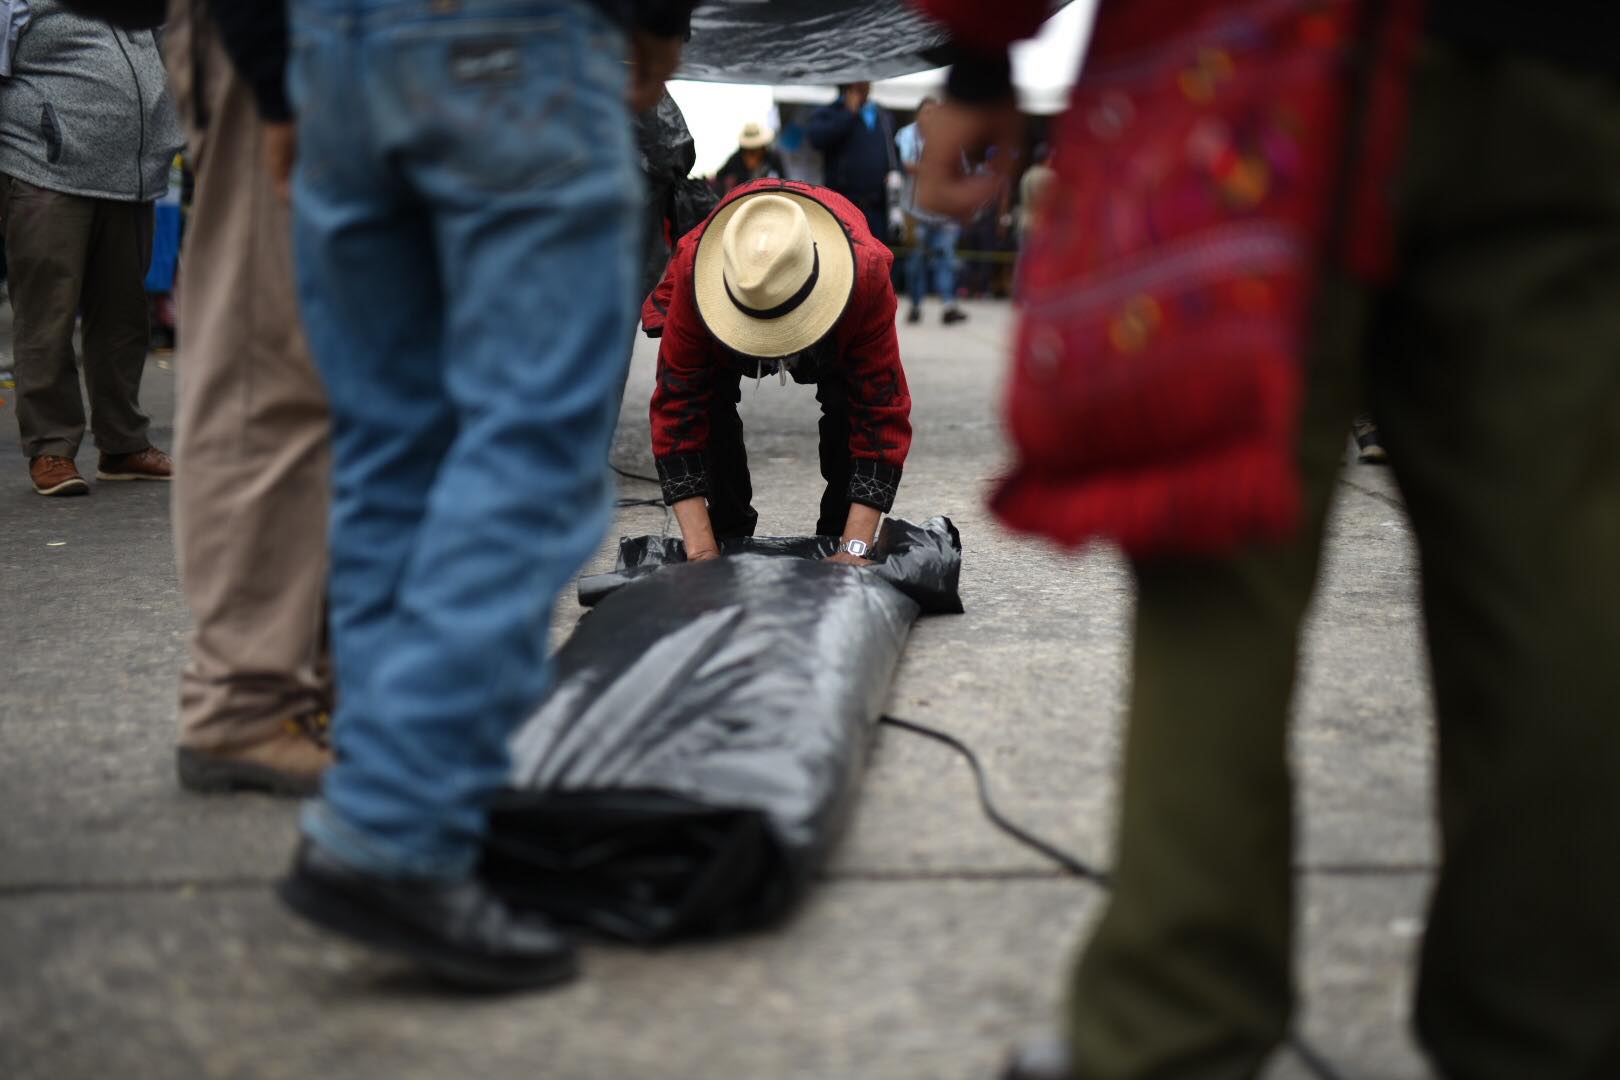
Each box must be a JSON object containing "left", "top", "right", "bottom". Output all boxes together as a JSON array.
[
  {"left": 693, "top": 189, "right": 856, "bottom": 360},
  {"left": 737, "top": 121, "right": 773, "bottom": 149}
]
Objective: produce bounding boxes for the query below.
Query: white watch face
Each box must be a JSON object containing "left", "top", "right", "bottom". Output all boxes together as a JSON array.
[{"left": 842, "top": 539, "right": 869, "bottom": 557}]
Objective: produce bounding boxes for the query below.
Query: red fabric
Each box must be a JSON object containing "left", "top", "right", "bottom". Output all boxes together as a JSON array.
[
  {"left": 648, "top": 179, "right": 912, "bottom": 472},
  {"left": 971, "top": 0, "right": 1419, "bottom": 556},
  {"left": 911, "top": 0, "right": 1050, "bottom": 52}
]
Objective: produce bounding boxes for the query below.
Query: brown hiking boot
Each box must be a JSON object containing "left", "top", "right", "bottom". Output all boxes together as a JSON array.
[
  {"left": 31, "top": 455, "right": 90, "bottom": 496},
  {"left": 97, "top": 446, "right": 173, "bottom": 481},
  {"left": 177, "top": 711, "right": 333, "bottom": 797}
]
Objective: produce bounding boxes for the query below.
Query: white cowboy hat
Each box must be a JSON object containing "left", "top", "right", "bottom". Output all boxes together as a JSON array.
[
  {"left": 737, "top": 121, "right": 774, "bottom": 149},
  {"left": 693, "top": 189, "right": 856, "bottom": 360}
]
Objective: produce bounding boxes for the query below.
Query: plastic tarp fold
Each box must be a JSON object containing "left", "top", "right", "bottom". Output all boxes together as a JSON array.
[{"left": 483, "top": 517, "right": 962, "bottom": 942}]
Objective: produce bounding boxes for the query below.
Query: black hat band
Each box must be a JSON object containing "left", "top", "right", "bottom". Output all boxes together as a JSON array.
[{"left": 724, "top": 244, "right": 820, "bottom": 321}]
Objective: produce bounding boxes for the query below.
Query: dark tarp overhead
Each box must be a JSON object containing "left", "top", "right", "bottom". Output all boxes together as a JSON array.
[
  {"left": 677, "top": 0, "right": 953, "bottom": 84},
  {"left": 482, "top": 516, "right": 963, "bottom": 943},
  {"left": 676, "top": 0, "right": 1073, "bottom": 85}
]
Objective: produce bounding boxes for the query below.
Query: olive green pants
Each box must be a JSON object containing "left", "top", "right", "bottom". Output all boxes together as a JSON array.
[{"left": 1067, "top": 43, "right": 1620, "bottom": 1079}]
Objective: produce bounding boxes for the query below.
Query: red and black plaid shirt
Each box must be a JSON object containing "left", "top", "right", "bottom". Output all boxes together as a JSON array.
[{"left": 643, "top": 179, "right": 912, "bottom": 512}]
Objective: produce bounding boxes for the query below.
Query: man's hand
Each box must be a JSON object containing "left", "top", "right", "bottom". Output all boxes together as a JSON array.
[
  {"left": 915, "top": 98, "right": 1023, "bottom": 222},
  {"left": 825, "top": 550, "right": 873, "bottom": 567},
  {"left": 687, "top": 546, "right": 722, "bottom": 562},
  {"left": 627, "top": 30, "right": 682, "bottom": 113},
  {"left": 263, "top": 122, "right": 297, "bottom": 201}
]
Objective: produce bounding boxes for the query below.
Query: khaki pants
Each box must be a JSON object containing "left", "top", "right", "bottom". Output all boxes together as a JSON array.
[
  {"left": 165, "top": 4, "right": 333, "bottom": 749},
  {"left": 1, "top": 177, "right": 154, "bottom": 459},
  {"left": 1067, "top": 43, "right": 1620, "bottom": 1079}
]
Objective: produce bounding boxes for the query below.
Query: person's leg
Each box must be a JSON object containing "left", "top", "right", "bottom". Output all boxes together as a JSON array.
[
  {"left": 304, "top": 0, "right": 640, "bottom": 876},
  {"left": 285, "top": 1, "right": 455, "bottom": 869},
  {"left": 906, "top": 219, "right": 928, "bottom": 316},
  {"left": 704, "top": 372, "right": 759, "bottom": 540},
  {"left": 167, "top": 4, "right": 332, "bottom": 787},
  {"left": 1369, "top": 43, "right": 1620, "bottom": 1078},
  {"left": 1065, "top": 278, "right": 1368, "bottom": 1078},
  {"left": 79, "top": 198, "right": 156, "bottom": 458},
  {"left": 815, "top": 376, "right": 854, "bottom": 538},
  {"left": 4, "top": 179, "right": 94, "bottom": 461},
  {"left": 934, "top": 220, "right": 964, "bottom": 320}
]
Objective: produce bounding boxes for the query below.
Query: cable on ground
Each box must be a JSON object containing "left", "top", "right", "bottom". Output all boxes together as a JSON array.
[{"left": 878, "top": 714, "right": 1348, "bottom": 1080}]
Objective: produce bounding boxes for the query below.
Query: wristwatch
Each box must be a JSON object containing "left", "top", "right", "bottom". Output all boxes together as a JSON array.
[{"left": 837, "top": 538, "right": 871, "bottom": 558}]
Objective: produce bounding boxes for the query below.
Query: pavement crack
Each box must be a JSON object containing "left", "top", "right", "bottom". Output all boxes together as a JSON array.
[
  {"left": 823, "top": 863, "right": 1433, "bottom": 884},
  {"left": 1338, "top": 475, "right": 1406, "bottom": 514},
  {"left": 0, "top": 875, "right": 276, "bottom": 898}
]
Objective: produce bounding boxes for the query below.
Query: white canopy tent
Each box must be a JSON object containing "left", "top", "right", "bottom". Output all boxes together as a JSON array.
[{"left": 669, "top": 1, "right": 1096, "bottom": 178}]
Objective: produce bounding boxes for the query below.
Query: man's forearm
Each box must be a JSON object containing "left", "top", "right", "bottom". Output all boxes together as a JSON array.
[
  {"left": 842, "top": 503, "right": 882, "bottom": 545},
  {"left": 673, "top": 497, "right": 719, "bottom": 558}
]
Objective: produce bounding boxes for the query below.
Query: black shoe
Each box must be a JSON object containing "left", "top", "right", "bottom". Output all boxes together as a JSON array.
[
  {"left": 1000, "top": 1035, "right": 1074, "bottom": 1080},
  {"left": 907, "top": 306, "right": 922, "bottom": 324},
  {"left": 942, "top": 305, "right": 969, "bottom": 325},
  {"left": 277, "top": 839, "right": 578, "bottom": 991},
  {"left": 1352, "top": 414, "right": 1387, "bottom": 464}
]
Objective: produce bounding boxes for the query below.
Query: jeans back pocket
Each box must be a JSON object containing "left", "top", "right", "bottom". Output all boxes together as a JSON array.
[{"left": 391, "top": 15, "right": 593, "bottom": 195}]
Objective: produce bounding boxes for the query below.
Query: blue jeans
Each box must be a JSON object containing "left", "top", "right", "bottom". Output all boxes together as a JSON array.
[
  {"left": 287, "top": 0, "right": 640, "bottom": 878},
  {"left": 907, "top": 218, "right": 960, "bottom": 309}
]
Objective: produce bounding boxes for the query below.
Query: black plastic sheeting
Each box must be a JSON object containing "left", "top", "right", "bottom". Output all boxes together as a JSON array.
[
  {"left": 635, "top": 92, "right": 716, "bottom": 296},
  {"left": 677, "top": 0, "right": 1071, "bottom": 85},
  {"left": 482, "top": 516, "right": 962, "bottom": 942}
]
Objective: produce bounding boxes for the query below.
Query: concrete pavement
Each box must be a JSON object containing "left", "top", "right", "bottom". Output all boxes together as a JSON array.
[{"left": 0, "top": 300, "right": 1436, "bottom": 1079}]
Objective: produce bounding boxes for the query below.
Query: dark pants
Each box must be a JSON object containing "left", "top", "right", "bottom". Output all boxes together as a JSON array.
[
  {"left": 704, "top": 372, "right": 854, "bottom": 541},
  {"left": 1, "top": 177, "right": 155, "bottom": 459},
  {"left": 1067, "top": 43, "right": 1620, "bottom": 1079}
]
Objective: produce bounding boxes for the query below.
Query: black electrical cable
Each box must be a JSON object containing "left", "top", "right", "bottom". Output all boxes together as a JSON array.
[
  {"left": 879, "top": 715, "right": 1107, "bottom": 884},
  {"left": 610, "top": 462, "right": 665, "bottom": 508},
  {"left": 611, "top": 462, "right": 662, "bottom": 486},
  {"left": 878, "top": 715, "right": 1348, "bottom": 1080}
]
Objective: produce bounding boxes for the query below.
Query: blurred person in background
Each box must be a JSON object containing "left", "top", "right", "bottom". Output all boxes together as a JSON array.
[
  {"left": 0, "top": 0, "right": 182, "bottom": 496},
  {"left": 809, "top": 81, "right": 900, "bottom": 244},
  {"left": 713, "top": 120, "right": 786, "bottom": 196},
  {"left": 914, "top": 0, "right": 1620, "bottom": 1077},
  {"left": 896, "top": 97, "right": 968, "bottom": 326}
]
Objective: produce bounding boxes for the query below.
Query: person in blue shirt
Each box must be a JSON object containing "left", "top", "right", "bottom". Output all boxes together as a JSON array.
[{"left": 895, "top": 97, "right": 968, "bottom": 326}]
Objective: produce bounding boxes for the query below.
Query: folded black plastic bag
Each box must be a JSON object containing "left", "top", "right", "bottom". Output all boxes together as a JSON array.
[{"left": 482, "top": 516, "right": 962, "bottom": 943}]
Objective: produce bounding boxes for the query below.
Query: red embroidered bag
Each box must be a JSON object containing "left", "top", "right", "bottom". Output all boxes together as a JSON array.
[{"left": 992, "top": 0, "right": 1404, "bottom": 555}]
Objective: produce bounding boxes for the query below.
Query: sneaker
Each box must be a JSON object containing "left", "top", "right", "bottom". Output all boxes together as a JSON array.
[
  {"left": 177, "top": 711, "right": 333, "bottom": 797},
  {"left": 277, "top": 839, "right": 579, "bottom": 991},
  {"left": 1352, "top": 415, "right": 1387, "bottom": 464},
  {"left": 97, "top": 446, "right": 173, "bottom": 481},
  {"left": 907, "top": 306, "right": 922, "bottom": 325},
  {"left": 942, "top": 305, "right": 969, "bottom": 325},
  {"left": 30, "top": 455, "right": 90, "bottom": 496}
]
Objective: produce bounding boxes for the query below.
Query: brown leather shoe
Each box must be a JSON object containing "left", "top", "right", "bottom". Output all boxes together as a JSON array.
[
  {"left": 31, "top": 455, "right": 90, "bottom": 496},
  {"left": 97, "top": 446, "right": 173, "bottom": 481},
  {"left": 177, "top": 712, "right": 333, "bottom": 797}
]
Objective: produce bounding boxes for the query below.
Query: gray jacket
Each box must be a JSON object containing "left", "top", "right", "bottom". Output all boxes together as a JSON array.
[{"left": 0, "top": 0, "right": 181, "bottom": 202}]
